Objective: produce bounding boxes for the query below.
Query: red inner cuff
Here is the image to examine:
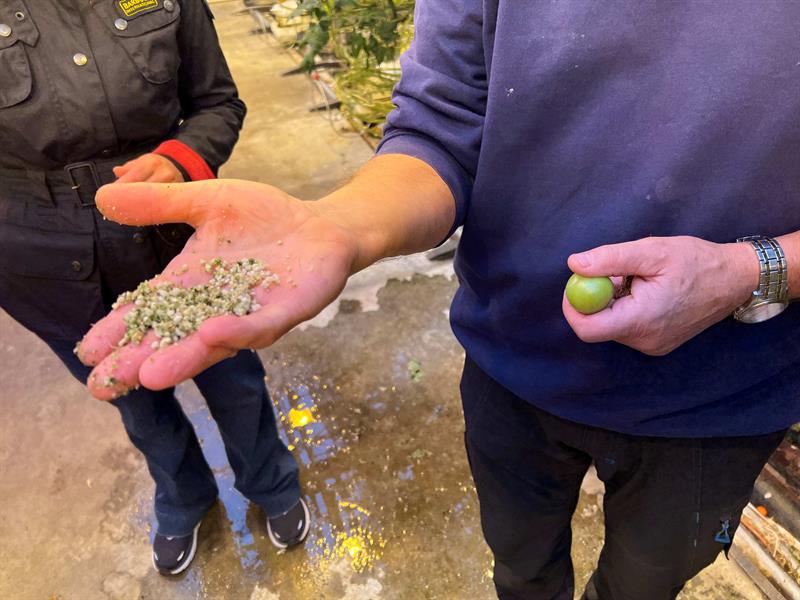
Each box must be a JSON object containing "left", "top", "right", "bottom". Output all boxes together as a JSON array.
[{"left": 153, "top": 140, "right": 216, "bottom": 181}]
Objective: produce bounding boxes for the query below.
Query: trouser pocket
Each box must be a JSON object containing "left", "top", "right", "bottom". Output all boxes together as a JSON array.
[
  {"left": 591, "top": 430, "right": 787, "bottom": 600},
  {"left": 93, "top": 210, "right": 193, "bottom": 299}
]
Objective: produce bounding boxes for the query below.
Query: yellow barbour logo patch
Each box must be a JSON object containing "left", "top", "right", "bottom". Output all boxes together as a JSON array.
[{"left": 118, "top": 0, "right": 159, "bottom": 18}]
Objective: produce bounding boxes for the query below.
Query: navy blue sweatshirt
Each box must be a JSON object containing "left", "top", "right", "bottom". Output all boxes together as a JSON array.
[{"left": 376, "top": 0, "right": 800, "bottom": 437}]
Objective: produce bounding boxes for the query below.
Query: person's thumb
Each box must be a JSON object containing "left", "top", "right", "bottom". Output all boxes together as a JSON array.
[
  {"left": 568, "top": 238, "right": 665, "bottom": 277},
  {"left": 95, "top": 180, "right": 213, "bottom": 227}
]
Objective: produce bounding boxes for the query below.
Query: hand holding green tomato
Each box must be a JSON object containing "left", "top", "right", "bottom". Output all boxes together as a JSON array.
[
  {"left": 561, "top": 236, "right": 760, "bottom": 355},
  {"left": 565, "top": 273, "right": 614, "bottom": 314}
]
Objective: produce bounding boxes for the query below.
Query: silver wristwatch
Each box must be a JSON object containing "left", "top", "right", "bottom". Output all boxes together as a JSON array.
[{"left": 733, "top": 236, "right": 789, "bottom": 324}]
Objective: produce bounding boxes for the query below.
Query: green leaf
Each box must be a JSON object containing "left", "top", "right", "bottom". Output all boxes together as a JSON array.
[
  {"left": 410, "top": 448, "right": 432, "bottom": 461},
  {"left": 408, "top": 359, "right": 423, "bottom": 383}
]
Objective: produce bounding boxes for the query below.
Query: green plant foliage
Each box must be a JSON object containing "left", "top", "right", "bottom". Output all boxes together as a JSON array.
[
  {"left": 295, "top": 0, "right": 414, "bottom": 71},
  {"left": 293, "top": 0, "right": 414, "bottom": 137}
]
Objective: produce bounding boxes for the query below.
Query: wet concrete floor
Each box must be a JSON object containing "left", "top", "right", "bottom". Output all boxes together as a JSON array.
[{"left": 0, "top": 2, "right": 765, "bottom": 599}]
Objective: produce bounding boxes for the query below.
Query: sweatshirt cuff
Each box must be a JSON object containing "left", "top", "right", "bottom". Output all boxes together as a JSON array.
[
  {"left": 153, "top": 140, "right": 216, "bottom": 181},
  {"left": 376, "top": 132, "right": 470, "bottom": 239}
]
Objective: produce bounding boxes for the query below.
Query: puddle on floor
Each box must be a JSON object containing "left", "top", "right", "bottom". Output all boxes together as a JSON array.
[{"left": 120, "top": 275, "right": 494, "bottom": 600}]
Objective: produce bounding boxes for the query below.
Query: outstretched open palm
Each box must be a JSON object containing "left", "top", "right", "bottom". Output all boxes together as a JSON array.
[{"left": 77, "top": 180, "right": 357, "bottom": 400}]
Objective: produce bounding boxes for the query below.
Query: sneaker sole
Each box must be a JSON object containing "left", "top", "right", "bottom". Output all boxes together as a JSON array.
[
  {"left": 153, "top": 521, "right": 201, "bottom": 576},
  {"left": 267, "top": 497, "right": 311, "bottom": 550}
]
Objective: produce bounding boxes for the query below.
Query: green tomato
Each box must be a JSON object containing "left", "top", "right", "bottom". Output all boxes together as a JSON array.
[{"left": 565, "top": 274, "right": 614, "bottom": 315}]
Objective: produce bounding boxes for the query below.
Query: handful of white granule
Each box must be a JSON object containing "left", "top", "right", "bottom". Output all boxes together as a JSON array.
[{"left": 113, "top": 258, "right": 280, "bottom": 350}]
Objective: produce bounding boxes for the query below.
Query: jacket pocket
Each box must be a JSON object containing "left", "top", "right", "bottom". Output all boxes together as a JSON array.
[
  {"left": 92, "top": 0, "right": 181, "bottom": 84},
  {"left": 0, "top": 0, "right": 38, "bottom": 108},
  {"left": 0, "top": 222, "right": 95, "bottom": 281},
  {"left": 0, "top": 223, "right": 102, "bottom": 341}
]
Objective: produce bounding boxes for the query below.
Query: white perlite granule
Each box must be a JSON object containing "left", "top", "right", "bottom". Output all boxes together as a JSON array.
[{"left": 112, "top": 258, "right": 280, "bottom": 350}]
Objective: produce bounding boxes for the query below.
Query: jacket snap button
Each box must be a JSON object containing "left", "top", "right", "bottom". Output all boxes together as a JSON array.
[
  {"left": 15, "top": 12, "right": 24, "bottom": 21},
  {"left": 0, "top": 24, "right": 11, "bottom": 37},
  {"left": 71, "top": 261, "right": 83, "bottom": 272},
  {"left": 133, "top": 232, "right": 146, "bottom": 244},
  {"left": 114, "top": 18, "right": 128, "bottom": 31},
  {"left": 164, "top": 0, "right": 175, "bottom": 11},
  {"left": 73, "top": 53, "right": 89, "bottom": 66}
]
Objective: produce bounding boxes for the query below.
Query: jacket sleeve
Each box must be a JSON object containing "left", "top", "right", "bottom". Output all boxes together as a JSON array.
[
  {"left": 166, "top": 0, "right": 246, "bottom": 174},
  {"left": 375, "top": 0, "right": 488, "bottom": 236}
]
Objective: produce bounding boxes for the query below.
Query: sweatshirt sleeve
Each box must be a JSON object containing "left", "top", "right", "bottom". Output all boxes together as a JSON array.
[
  {"left": 376, "top": 0, "right": 488, "bottom": 236},
  {"left": 168, "top": 0, "right": 247, "bottom": 174}
]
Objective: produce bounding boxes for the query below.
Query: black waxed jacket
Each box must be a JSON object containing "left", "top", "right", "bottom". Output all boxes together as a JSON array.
[{"left": 0, "top": 0, "right": 245, "bottom": 170}]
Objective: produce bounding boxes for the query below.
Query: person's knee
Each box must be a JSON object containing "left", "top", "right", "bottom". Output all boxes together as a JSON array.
[
  {"left": 487, "top": 518, "right": 574, "bottom": 589},
  {"left": 194, "top": 351, "right": 269, "bottom": 406},
  {"left": 111, "top": 390, "right": 183, "bottom": 439}
]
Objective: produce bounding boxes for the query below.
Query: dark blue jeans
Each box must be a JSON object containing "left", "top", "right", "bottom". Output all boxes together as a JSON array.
[
  {"left": 0, "top": 167, "right": 299, "bottom": 537},
  {"left": 49, "top": 339, "right": 300, "bottom": 537}
]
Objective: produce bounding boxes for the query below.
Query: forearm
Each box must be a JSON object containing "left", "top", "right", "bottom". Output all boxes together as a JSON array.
[
  {"left": 175, "top": 0, "right": 246, "bottom": 172},
  {"left": 303, "top": 0, "right": 485, "bottom": 274},
  {"left": 312, "top": 154, "right": 456, "bottom": 272},
  {"left": 172, "top": 101, "right": 245, "bottom": 171},
  {"left": 776, "top": 231, "right": 800, "bottom": 300}
]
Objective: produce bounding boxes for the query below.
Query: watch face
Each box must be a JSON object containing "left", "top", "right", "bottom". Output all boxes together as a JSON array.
[{"left": 740, "top": 302, "right": 788, "bottom": 324}]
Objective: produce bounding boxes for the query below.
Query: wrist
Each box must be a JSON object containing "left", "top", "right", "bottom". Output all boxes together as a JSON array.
[
  {"left": 310, "top": 194, "right": 390, "bottom": 273},
  {"left": 153, "top": 140, "right": 215, "bottom": 181},
  {"left": 724, "top": 240, "right": 762, "bottom": 308},
  {"left": 308, "top": 155, "right": 456, "bottom": 273},
  {"left": 155, "top": 153, "right": 189, "bottom": 182}
]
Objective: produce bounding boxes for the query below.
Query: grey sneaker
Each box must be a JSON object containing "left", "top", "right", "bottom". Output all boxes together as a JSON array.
[
  {"left": 152, "top": 522, "right": 201, "bottom": 576},
  {"left": 266, "top": 498, "right": 311, "bottom": 549}
]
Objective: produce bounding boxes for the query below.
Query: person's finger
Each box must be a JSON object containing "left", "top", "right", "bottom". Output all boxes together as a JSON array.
[
  {"left": 197, "top": 303, "right": 293, "bottom": 350},
  {"left": 146, "top": 166, "right": 181, "bottom": 184},
  {"left": 76, "top": 274, "right": 176, "bottom": 366},
  {"left": 115, "top": 161, "right": 156, "bottom": 184},
  {"left": 152, "top": 155, "right": 185, "bottom": 183},
  {"left": 144, "top": 170, "right": 167, "bottom": 183},
  {"left": 562, "top": 291, "right": 644, "bottom": 343},
  {"left": 138, "top": 335, "right": 236, "bottom": 391},
  {"left": 95, "top": 180, "right": 213, "bottom": 227},
  {"left": 113, "top": 158, "right": 141, "bottom": 175},
  {"left": 77, "top": 305, "right": 133, "bottom": 366},
  {"left": 86, "top": 330, "right": 159, "bottom": 400},
  {"left": 568, "top": 238, "right": 667, "bottom": 278}
]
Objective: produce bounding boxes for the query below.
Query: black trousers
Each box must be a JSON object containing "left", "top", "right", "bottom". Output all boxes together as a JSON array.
[{"left": 460, "top": 358, "right": 786, "bottom": 600}]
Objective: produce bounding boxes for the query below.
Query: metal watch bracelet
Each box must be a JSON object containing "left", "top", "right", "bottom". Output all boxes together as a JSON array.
[{"left": 733, "top": 236, "right": 788, "bottom": 324}]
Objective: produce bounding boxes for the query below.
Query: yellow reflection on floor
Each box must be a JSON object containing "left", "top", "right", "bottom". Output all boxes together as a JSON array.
[
  {"left": 320, "top": 527, "right": 387, "bottom": 573},
  {"left": 288, "top": 406, "right": 316, "bottom": 429}
]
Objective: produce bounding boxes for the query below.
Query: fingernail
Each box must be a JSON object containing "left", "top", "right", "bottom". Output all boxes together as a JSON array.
[{"left": 573, "top": 253, "right": 591, "bottom": 268}]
